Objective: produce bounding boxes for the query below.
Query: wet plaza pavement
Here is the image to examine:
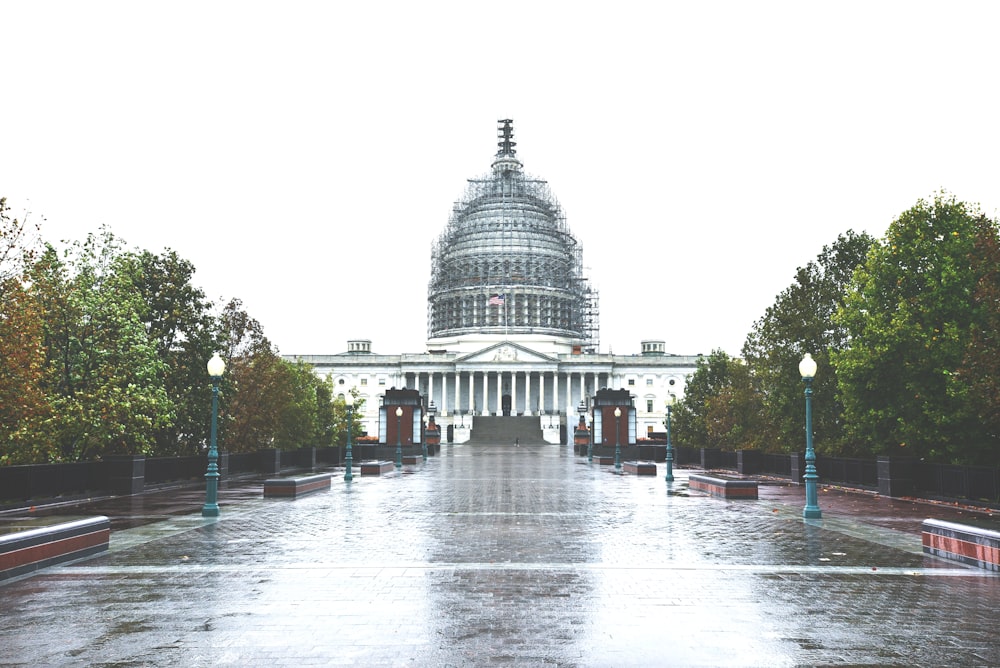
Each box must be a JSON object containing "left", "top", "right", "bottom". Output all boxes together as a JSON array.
[{"left": 2, "top": 443, "right": 1000, "bottom": 667}]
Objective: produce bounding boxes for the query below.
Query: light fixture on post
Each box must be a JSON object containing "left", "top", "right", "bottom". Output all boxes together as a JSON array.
[
  {"left": 614, "top": 406, "right": 622, "bottom": 473},
  {"left": 664, "top": 395, "right": 676, "bottom": 483},
  {"left": 424, "top": 401, "right": 435, "bottom": 462},
  {"left": 202, "top": 353, "right": 225, "bottom": 517},
  {"left": 799, "top": 353, "right": 822, "bottom": 519},
  {"left": 344, "top": 392, "right": 355, "bottom": 482},
  {"left": 395, "top": 406, "right": 404, "bottom": 470}
]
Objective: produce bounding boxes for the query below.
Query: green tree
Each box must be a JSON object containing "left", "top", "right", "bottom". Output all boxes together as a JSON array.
[
  {"left": 332, "top": 385, "right": 366, "bottom": 448},
  {"left": 126, "top": 248, "right": 219, "bottom": 455},
  {"left": 672, "top": 349, "right": 763, "bottom": 450},
  {"left": 742, "top": 231, "right": 874, "bottom": 454},
  {"left": 30, "top": 231, "right": 173, "bottom": 461},
  {"left": 956, "top": 217, "right": 1000, "bottom": 462},
  {"left": 833, "top": 194, "right": 1000, "bottom": 463}
]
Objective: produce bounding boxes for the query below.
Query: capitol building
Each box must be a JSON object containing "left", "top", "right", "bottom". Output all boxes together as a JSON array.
[{"left": 290, "top": 120, "right": 699, "bottom": 444}]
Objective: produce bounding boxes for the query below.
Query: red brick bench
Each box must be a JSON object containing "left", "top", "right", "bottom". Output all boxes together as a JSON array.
[
  {"left": 402, "top": 455, "right": 422, "bottom": 465},
  {"left": 922, "top": 519, "right": 1000, "bottom": 571},
  {"left": 263, "top": 473, "right": 333, "bottom": 498},
  {"left": 1, "top": 516, "right": 110, "bottom": 581},
  {"left": 360, "top": 461, "right": 395, "bottom": 476},
  {"left": 689, "top": 474, "right": 758, "bottom": 499},
  {"left": 623, "top": 461, "right": 657, "bottom": 476}
]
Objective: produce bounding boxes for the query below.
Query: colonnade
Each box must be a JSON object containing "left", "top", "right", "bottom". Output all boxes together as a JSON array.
[{"left": 402, "top": 370, "right": 616, "bottom": 416}]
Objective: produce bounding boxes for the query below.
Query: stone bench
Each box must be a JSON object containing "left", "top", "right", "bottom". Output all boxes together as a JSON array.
[
  {"left": 922, "top": 519, "right": 1000, "bottom": 571},
  {"left": 1, "top": 515, "right": 110, "bottom": 581},
  {"left": 360, "top": 460, "right": 395, "bottom": 476},
  {"left": 689, "top": 474, "right": 759, "bottom": 499},
  {"left": 593, "top": 455, "right": 616, "bottom": 465},
  {"left": 402, "top": 455, "right": 422, "bottom": 465},
  {"left": 263, "top": 473, "right": 333, "bottom": 498},
  {"left": 623, "top": 461, "right": 657, "bottom": 476}
]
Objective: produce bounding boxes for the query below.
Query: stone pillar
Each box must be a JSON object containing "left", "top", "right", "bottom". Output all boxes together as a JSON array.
[
  {"left": 553, "top": 373, "right": 560, "bottom": 415},
  {"left": 483, "top": 371, "right": 489, "bottom": 416},
  {"left": 512, "top": 371, "right": 518, "bottom": 416},
  {"left": 540, "top": 372, "right": 546, "bottom": 414},
  {"left": 108, "top": 455, "right": 145, "bottom": 496},
  {"left": 261, "top": 448, "right": 281, "bottom": 475},
  {"left": 496, "top": 372, "right": 502, "bottom": 415},
  {"left": 737, "top": 449, "right": 762, "bottom": 476},
  {"left": 468, "top": 372, "right": 474, "bottom": 414},
  {"left": 877, "top": 456, "right": 917, "bottom": 498},
  {"left": 428, "top": 373, "right": 434, "bottom": 412},
  {"left": 790, "top": 452, "right": 805, "bottom": 485}
]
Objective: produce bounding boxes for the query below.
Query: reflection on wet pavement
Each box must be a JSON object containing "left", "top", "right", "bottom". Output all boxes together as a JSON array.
[{"left": 1, "top": 442, "right": 999, "bottom": 666}]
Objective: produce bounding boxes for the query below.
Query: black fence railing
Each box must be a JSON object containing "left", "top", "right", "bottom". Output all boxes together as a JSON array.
[{"left": 3, "top": 446, "right": 998, "bottom": 508}]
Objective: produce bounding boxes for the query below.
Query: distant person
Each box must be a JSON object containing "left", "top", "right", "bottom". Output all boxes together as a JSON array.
[{"left": 515, "top": 438, "right": 519, "bottom": 447}]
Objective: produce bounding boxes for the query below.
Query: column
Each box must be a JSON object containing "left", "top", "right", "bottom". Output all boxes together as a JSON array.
[
  {"left": 553, "top": 372, "right": 560, "bottom": 415},
  {"left": 483, "top": 371, "right": 489, "bottom": 416},
  {"left": 512, "top": 372, "right": 518, "bottom": 415},
  {"left": 496, "top": 372, "right": 502, "bottom": 415},
  {"left": 539, "top": 372, "right": 546, "bottom": 414},
  {"left": 526, "top": 372, "right": 533, "bottom": 415},
  {"left": 428, "top": 372, "right": 435, "bottom": 410},
  {"left": 468, "top": 372, "right": 474, "bottom": 414}
]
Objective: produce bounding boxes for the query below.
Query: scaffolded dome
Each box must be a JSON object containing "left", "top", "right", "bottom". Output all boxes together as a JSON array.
[{"left": 427, "top": 120, "right": 599, "bottom": 351}]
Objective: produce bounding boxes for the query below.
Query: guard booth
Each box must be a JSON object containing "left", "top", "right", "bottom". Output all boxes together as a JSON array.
[
  {"left": 380, "top": 388, "right": 423, "bottom": 447},
  {"left": 592, "top": 388, "right": 635, "bottom": 448}
]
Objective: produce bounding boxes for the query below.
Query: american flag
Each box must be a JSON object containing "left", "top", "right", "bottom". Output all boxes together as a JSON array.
[{"left": 488, "top": 293, "right": 505, "bottom": 306}]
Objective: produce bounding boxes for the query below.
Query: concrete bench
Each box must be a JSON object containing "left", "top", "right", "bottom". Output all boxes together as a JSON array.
[
  {"left": 402, "top": 455, "right": 422, "bottom": 465},
  {"left": 623, "top": 461, "right": 657, "bottom": 476},
  {"left": 922, "top": 519, "right": 1000, "bottom": 571},
  {"left": 360, "top": 460, "right": 395, "bottom": 476},
  {"left": 593, "top": 455, "right": 616, "bottom": 465},
  {"left": 1, "top": 515, "right": 110, "bottom": 581},
  {"left": 689, "top": 474, "right": 758, "bottom": 499},
  {"left": 263, "top": 473, "right": 332, "bottom": 498}
]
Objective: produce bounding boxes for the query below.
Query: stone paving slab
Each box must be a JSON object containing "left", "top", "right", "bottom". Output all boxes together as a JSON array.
[{"left": 1, "top": 443, "right": 999, "bottom": 667}]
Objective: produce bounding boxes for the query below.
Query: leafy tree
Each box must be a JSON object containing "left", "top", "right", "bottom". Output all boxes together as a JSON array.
[
  {"left": 217, "top": 298, "right": 288, "bottom": 452},
  {"left": 833, "top": 194, "right": 1000, "bottom": 463},
  {"left": 672, "top": 349, "right": 763, "bottom": 450},
  {"left": 125, "top": 249, "right": 219, "bottom": 455},
  {"left": 742, "top": 231, "right": 874, "bottom": 454},
  {"left": 332, "top": 385, "right": 366, "bottom": 448},
  {"left": 0, "top": 199, "right": 50, "bottom": 463},
  {"left": 956, "top": 217, "right": 1000, "bottom": 462},
  {"left": 29, "top": 231, "right": 173, "bottom": 461}
]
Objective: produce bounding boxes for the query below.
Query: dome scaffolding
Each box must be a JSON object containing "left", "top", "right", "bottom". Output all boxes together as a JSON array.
[{"left": 427, "top": 120, "right": 600, "bottom": 352}]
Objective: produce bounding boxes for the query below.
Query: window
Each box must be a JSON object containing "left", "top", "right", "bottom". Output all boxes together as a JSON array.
[
  {"left": 646, "top": 400, "right": 653, "bottom": 412},
  {"left": 628, "top": 378, "right": 635, "bottom": 386},
  {"left": 360, "top": 378, "right": 368, "bottom": 386},
  {"left": 378, "top": 377, "right": 386, "bottom": 386},
  {"left": 646, "top": 378, "right": 653, "bottom": 386}
]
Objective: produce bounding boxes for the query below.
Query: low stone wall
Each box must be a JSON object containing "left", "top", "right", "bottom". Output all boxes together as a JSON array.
[
  {"left": 623, "top": 461, "right": 657, "bottom": 476},
  {"left": 922, "top": 519, "right": 1000, "bottom": 571},
  {"left": 0, "top": 516, "right": 110, "bottom": 581},
  {"left": 360, "top": 461, "right": 395, "bottom": 476}
]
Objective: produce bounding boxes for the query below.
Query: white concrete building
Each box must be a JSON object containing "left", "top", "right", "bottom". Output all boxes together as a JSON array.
[{"left": 289, "top": 121, "right": 700, "bottom": 443}]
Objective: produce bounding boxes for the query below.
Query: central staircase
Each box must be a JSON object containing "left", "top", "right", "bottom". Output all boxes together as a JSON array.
[{"left": 468, "top": 416, "right": 548, "bottom": 445}]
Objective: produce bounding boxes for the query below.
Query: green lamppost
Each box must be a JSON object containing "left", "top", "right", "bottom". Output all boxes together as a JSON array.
[
  {"left": 395, "top": 406, "right": 403, "bottom": 470},
  {"left": 664, "top": 395, "right": 675, "bottom": 483},
  {"left": 613, "top": 406, "right": 622, "bottom": 472},
  {"left": 582, "top": 401, "right": 593, "bottom": 463},
  {"left": 423, "top": 401, "right": 433, "bottom": 462},
  {"left": 202, "top": 352, "right": 225, "bottom": 517},
  {"left": 799, "top": 353, "right": 822, "bottom": 519},
  {"left": 344, "top": 392, "right": 355, "bottom": 482}
]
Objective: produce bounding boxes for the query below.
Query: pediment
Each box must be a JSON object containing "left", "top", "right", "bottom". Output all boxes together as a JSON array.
[{"left": 456, "top": 342, "right": 558, "bottom": 365}]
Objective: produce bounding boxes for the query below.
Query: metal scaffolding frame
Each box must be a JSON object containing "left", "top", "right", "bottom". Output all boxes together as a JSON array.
[{"left": 427, "top": 120, "right": 600, "bottom": 351}]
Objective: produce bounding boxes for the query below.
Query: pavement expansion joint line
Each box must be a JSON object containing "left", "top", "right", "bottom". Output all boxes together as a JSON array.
[{"left": 52, "top": 562, "right": 993, "bottom": 578}]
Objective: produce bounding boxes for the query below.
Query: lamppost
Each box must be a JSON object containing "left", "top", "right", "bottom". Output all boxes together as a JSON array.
[
  {"left": 423, "top": 401, "right": 434, "bottom": 462},
  {"left": 344, "top": 392, "right": 355, "bottom": 482},
  {"left": 799, "top": 353, "right": 822, "bottom": 519},
  {"left": 395, "top": 406, "right": 404, "bottom": 470},
  {"left": 664, "top": 395, "right": 675, "bottom": 483},
  {"left": 614, "top": 406, "right": 622, "bottom": 472},
  {"left": 202, "top": 353, "right": 225, "bottom": 517}
]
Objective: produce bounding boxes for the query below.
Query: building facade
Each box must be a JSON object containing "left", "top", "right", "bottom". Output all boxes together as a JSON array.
[{"left": 289, "top": 121, "right": 700, "bottom": 443}]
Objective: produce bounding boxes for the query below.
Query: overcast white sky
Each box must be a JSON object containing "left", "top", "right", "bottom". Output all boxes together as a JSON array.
[{"left": 4, "top": 2, "right": 999, "bottom": 358}]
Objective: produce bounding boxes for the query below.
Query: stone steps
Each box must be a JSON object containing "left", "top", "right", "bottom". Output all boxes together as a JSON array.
[{"left": 470, "top": 416, "right": 547, "bottom": 445}]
